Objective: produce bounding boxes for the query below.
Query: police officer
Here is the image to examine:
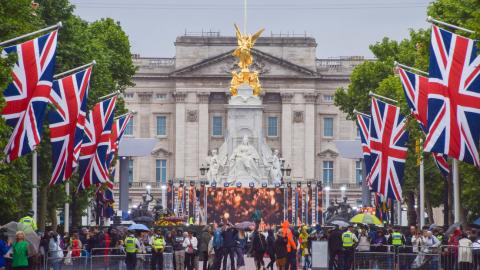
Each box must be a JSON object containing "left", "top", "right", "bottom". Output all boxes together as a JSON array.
[
  {"left": 150, "top": 229, "right": 166, "bottom": 270},
  {"left": 390, "top": 227, "right": 405, "bottom": 267},
  {"left": 19, "top": 210, "right": 37, "bottom": 231},
  {"left": 341, "top": 225, "right": 358, "bottom": 270},
  {"left": 124, "top": 231, "right": 141, "bottom": 270}
]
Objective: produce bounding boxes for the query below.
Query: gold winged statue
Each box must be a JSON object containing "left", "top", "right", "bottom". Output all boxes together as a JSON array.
[{"left": 229, "top": 24, "right": 265, "bottom": 96}]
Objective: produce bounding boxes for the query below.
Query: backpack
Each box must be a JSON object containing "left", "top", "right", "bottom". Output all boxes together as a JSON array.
[{"left": 213, "top": 230, "right": 223, "bottom": 249}]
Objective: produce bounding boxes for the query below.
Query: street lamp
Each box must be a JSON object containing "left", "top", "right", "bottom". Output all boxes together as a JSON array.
[
  {"left": 146, "top": 184, "right": 152, "bottom": 194},
  {"left": 340, "top": 185, "right": 347, "bottom": 199},
  {"left": 200, "top": 163, "right": 210, "bottom": 176}
]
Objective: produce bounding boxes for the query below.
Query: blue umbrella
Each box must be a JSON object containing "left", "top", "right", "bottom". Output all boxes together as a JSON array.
[
  {"left": 128, "top": 223, "right": 150, "bottom": 231},
  {"left": 472, "top": 217, "right": 480, "bottom": 228}
]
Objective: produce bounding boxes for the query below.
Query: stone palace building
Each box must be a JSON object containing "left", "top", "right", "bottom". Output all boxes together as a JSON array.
[{"left": 114, "top": 32, "right": 368, "bottom": 208}]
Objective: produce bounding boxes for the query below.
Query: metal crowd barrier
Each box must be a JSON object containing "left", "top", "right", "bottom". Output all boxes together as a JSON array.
[
  {"left": 353, "top": 244, "right": 480, "bottom": 270},
  {"left": 45, "top": 248, "right": 89, "bottom": 270}
]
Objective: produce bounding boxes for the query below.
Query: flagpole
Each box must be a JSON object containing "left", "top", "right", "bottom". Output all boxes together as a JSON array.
[
  {"left": 419, "top": 139, "right": 425, "bottom": 229},
  {"left": 368, "top": 91, "right": 398, "bottom": 104},
  {"left": 65, "top": 182, "right": 70, "bottom": 234},
  {"left": 452, "top": 159, "right": 460, "bottom": 222},
  {"left": 353, "top": 109, "right": 370, "bottom": 117},
  {"left": 53, "top": 61, "right": 96, "bottom": 79},
  {"left": 114, "top": 111, "right": 135, "bottom": 120},
  {"left": 32, "top": 151, "right": 38, "bottom": 222},
  {"left": 99, "top": 90, "right": 120, "bottom": 101},
  {"left": 427, "top": 16, "right": 475, "bottom": 34},
  {"left": 394, "top": 61, "right": 429, "bottom": 76},
  {"left": 0, "top": 22, "right": 62, "bottom": 47}
]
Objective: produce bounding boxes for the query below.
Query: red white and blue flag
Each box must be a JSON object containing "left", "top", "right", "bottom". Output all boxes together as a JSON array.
[
  {"left": 1, "top": 31, "right": 58, "bottom": 162},
  {"left": 356, "top": 114, "right": 372, "bottom": 184},
  {"left": 424, "top": 25, "right": 480, "bottom": 166},
  {"left": 48, "top": 67, "right": 92, "bottom": 186},
  {"left": 369, "top": 97, "right": 408, "bottom": 201},
  {"left": 106, "top": 113, "right": 133, "bottom": 168},
  {"left": 78, "top": 96, "right": 117, "bottom": 190},
  {"left": 398, "top": 67, "right": 450, "bottom": 176}
]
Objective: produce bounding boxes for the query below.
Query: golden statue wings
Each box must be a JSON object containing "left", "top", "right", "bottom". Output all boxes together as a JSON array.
[{"left": 230, "top": 24, "right": 265, "bottom": 96}]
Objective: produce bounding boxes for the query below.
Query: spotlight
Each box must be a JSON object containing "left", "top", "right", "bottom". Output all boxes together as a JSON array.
[
  {"left": 200, "top": 181, "right": 205, "bottom": 186},
  {"left": 261, "top": 183, "right": 267, "bottom": 188},
  {"left": 287, "top": 182, "right": 291, "bottom": 188},
  {"left": 223, "top": 182, "right": 229, "bottom": 187},
  {"left": 297, "top": 182, "right": 301, "bottom": 188},
  {"left": 179, "top": 180, "right": 184, "bottom": 187},
  {"left": 211, "top": 182, "right": 217, "bottom": 188},
  {"left": 307, "top": 181, "right": 312, "bottom": 187},
  {"left": 236, "top": 182, "right": 242, "bottom": 188},
  {"left": 316, "top": 181, "right": 322, "bottom": 187},
  {"left": 274, "top": 182, "right": 281, "bottom": 188},
  {"left": 190, "top": 181, "right": 195, "bottom": 187},
  {"left": 249, "top": 182, "right": 255, "bottom": 188}
]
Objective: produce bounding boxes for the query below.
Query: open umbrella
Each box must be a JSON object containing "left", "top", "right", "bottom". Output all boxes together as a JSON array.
[
  {"left": 128, "top": 223, "right": 150, "bottom": 231},
  {"left": 235, "top": 221, "right": 255, "bottom": 230},
  {"left": 1, "top": 222, "right": 40, "bottom": 253},
  {"left": 445, "top": 222, "right": 462, "bottom": 237},
  {"left": 471, "top": 218, "right": 480, "bottom": 229},
  {"left": 329, "top": 220, "right": 350, "bottom": 228},
  {"left": 350, "top": 213, "right": 382, "bottom": 226}
]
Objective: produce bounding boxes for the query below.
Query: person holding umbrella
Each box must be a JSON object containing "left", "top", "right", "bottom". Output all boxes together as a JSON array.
[
  {"left": 124, "top": 231, "right": 141, "bottom": 270},
  {"left": 11, "top": 231, "right": 29, "bottom": 270}
]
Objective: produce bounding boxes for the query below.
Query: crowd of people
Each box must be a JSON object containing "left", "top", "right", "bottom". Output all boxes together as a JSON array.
[{"left": 2, "top": 211, "right": 480, "bottom": 270}]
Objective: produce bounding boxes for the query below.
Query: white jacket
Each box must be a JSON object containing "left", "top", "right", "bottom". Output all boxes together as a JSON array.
[
  {"left": 458, "top": 238, "right": 473, "bottom": 263},
  {"left": 183, "top": 237, "right": 198, "bottom": 253}
]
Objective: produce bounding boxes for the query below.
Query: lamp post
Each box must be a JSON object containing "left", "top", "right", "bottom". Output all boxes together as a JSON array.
[
  {"left": 324, "top": 186, "right": 331, "bottom": 212},
  {"left": 340, "top": 185, "right": 347, "bottom": 199},
  {"left": 199, "top": 164, "right": 210, "bottom": 225},
  {"left": 281, "top": 163, "right": 292, "bottom": 221}
]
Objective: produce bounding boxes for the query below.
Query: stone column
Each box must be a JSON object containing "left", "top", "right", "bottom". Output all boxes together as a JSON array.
[
  {"left": 304, "top": 92, "right": 317, "bottom": 180},
  {"left": 197, "top": 92, "right": 210, "bottom": 180},
  {"left": 174, "top": 92, "right": 187, "bottom": 179},
  {"left": 281, "top": 93, "right": 294, "bottom": 164}
]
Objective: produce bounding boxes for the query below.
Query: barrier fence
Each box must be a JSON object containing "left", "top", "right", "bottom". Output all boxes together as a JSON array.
[
  {"left": 353, "top": 245, "right": 480, "bottom": 270},
  {"left": 43, "top": 247, "right": 174, "bottom": 270}
]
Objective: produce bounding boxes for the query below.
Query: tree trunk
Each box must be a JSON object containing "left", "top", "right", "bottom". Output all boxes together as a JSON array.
[
  {"left": 406, "top": 191, "right": 417, "bottom": 226},
  {"left": 38, "top": 183, "right": 48, "bottom": 232},
  {"left": 425, "top": 192, "right": 435, "bottom": 225},
  {"left": 48, "top": 201, "right": 58, "bottom": 232}
]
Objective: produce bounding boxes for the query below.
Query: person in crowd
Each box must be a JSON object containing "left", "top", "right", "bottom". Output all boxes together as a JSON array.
[
  {"left": 356, "top": 229, "right": 370, "bottom": 269},
  {"left": 327, "top": 226, "right": 343, "bottom": 270},
  {"left": 183, "top": 231, "right": 198, "bottom": 270},
  {"left": 446, "top": 227, "right": 462, "bottom": 269},
  {"left": 299, "top": 226, "right": 310, "bottom": 270},
  {"left": 282, "top": 221, "right": 297, "bottom": 270},
  {"left": 222, "top": 223, "right": 237, "bottom": 270},
  {"left": 173, "top": 229, "right": 186, "bottom": 270},
  {"left": 265, "top": 228, "right": 276, "bottom": 270},
  {"left": 193, "top": 231, "right": 200, "bottom": 270},
  {"left": 458, "top": 233, "right": 473, "bottom": 270},
  {"left": 208, "top": 233, "right": 215, "bottom": 270},
  {"left": 250, "top": 228, "right": 267, "bottom": 270},
  {"left": 0, "top": 231, "right": 11, "bottom": 270},
  {"left": 71, "top": 233, "right": 82, "bottom": 258},
  {"left": 274, "top": 230, "right": 288, "bottom": 270},
  {"left": 12, "top": 231, "right": 29, "bottom": 270},
  {"left": 212, "top": 223, "right": 224, "bottom": 270},
  {"left": 18, "top": 210, "right": 37, "bottom": 232},
  {"left": 422, "top": 230, "right": 441, "bottom": 270},
  {"left": 341, "top": 225, "right": 358, "bottom": 270},
  {"left": 198, "top": 226, "right": 211, "bottom": 270},
  {"left": 124, "top": 231, "right": 141, "bottom": 270},
  {"left": 235, "top": 229, "right": 246, "bottom": 270},
  {"left": 48, "top": 232, "right": 63, "bottom": 270},
  {"left": 472, "top": 231, "right": 480, "bottom": 270},
  {"left": 150, "top": 229, "right": 166, "bottom": 270}
]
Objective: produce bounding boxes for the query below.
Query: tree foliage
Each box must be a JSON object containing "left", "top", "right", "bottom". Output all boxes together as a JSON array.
[
  {"left": 0, "top": 0, "right": 135, "bottom": 226},
  {"left": 334, "top": 0, "right": 480, "bottom": 223}
]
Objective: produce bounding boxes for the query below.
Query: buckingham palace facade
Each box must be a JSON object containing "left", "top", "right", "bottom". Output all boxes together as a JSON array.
[{"left": 114, "top": 32, "right": 368, "bottom": 208}]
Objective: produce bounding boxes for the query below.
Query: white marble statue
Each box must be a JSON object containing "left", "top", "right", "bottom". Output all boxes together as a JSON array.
[
  {"left": 207, "top": 149, "right": 221, "bottom": 183},
  {"left": 268, "top": 149, "right": 283, "bottom": 184},
  {"left": 227, "top": 135, "right": 262, "bottom": 182}
]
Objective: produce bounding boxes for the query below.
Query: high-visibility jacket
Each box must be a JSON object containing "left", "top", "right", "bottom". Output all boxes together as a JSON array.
[
  {"left": 282, "top": 221, "right": 297, "bottom": 252},
  {"left": 342, "top": 231, "right": 354, "bottom": 248},
  {"left": 152, "top": 237, "right": 165, "bottom": 251},
  {"left": 391, "top": 232, "right": 403, "bottom": 246},
  {"left": 125, "top": 236, "right": 137, "bottom": 253},
  {"left": 19, "top": 216, "right": 37, "bottom": 231}
]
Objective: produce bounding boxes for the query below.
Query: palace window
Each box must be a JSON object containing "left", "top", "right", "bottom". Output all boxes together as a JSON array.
[
  {"left": 356, "top": 160, "right": 363, "bottom": 184},
  {"left": 124, "top": 117, "right": 133, "bottom": 136},
  {"left": 156, "top": 93, "right": 167, "bottom": 100},
  {"left": 212, "top": 116, "right": 223, "bottom": 137},
  {"left": 323, "top": 161, "right": 334, "bottom": 185},
  {"left": 156, "top": 159, "right": 167, "bottom": 184},
  {"left": 267, "top": 116, "right": 278, "bottom": 137},
  {"left": 324, "top": 94, "right": 334, "bottom": 102},
  {"left": 128, "top": 159, "right": 133, "bottom": 183},
  {"left": 156, "top": 116, "right": 167, "bottom": 136},
  {"left": 124, "top": 92, "right": 134, "bottom": 99},
  {"left": 323, "top": 117, "right": 334, "bottom": 137}
]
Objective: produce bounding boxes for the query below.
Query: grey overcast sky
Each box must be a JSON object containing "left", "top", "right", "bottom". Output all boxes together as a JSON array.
[{"left": 71, "top": 0, "right": 432, "bottom": 58}]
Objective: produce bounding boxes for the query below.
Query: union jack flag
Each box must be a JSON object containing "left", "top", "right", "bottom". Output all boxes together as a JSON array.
[
  {"left": 48, "top": 67, "right": 92, "bottom": 186},
  {"left": 369, "top": 97, "right": 409, "bottom": 201},
  {"left": 78, "top": 96, "right": 117, "bottom": 190},
  {"left": 398, "top": 67, "right": 450, "bottom": 176},
  {"left": 106, "top": 113, "right": 133, "bottom": 168},
  {"left": 424, "top": 25, "right": 480, "bottom": 166},
  {"left": 356, "top": 114, "right": 372, "bottom": 184},
  {"left": 1, "top": 31, "right": 58, "bottom": 162}
]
